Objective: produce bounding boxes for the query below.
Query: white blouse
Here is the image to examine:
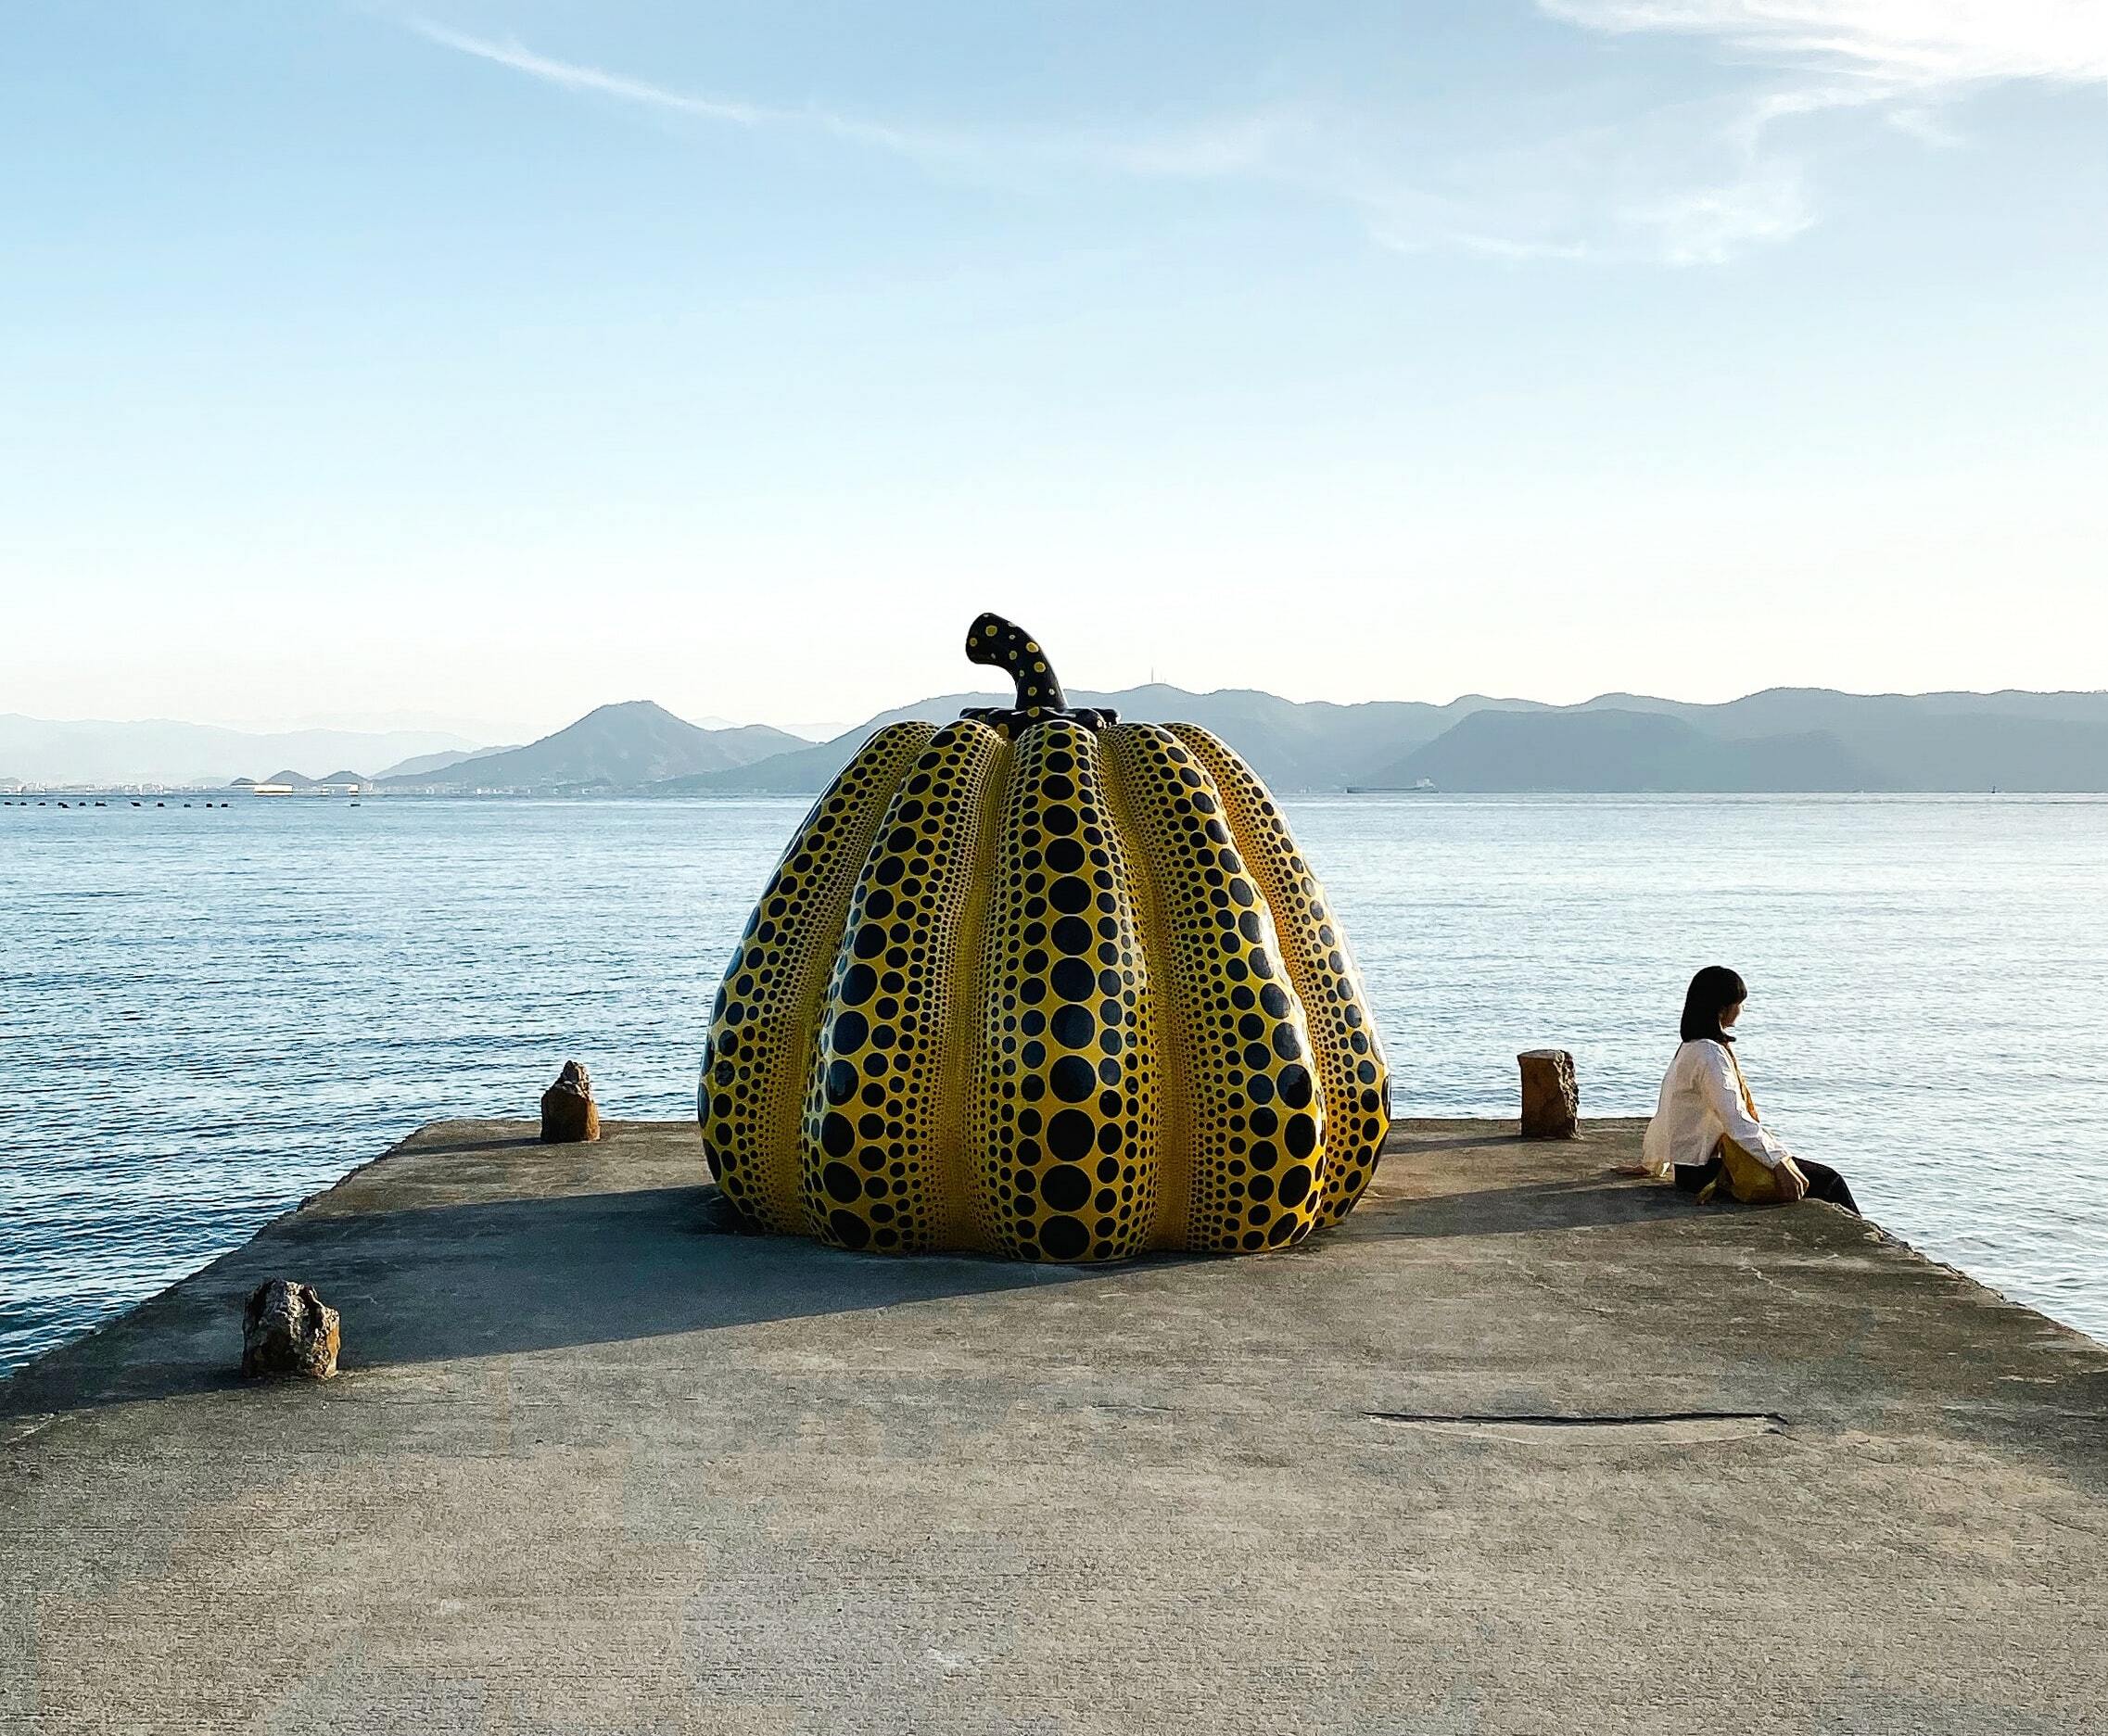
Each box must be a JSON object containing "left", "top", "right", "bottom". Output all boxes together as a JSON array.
[{"left": 1641, "top": 1039, "right": 1793, "bottom": 1176}]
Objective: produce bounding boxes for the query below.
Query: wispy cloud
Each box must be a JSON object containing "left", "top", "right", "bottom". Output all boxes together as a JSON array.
[
  {"left": 405, "top": 18, "right": 944, "bottom": 154},
  {"left": 1526, "top": 2, "right": 2108, "bottom": 260},
  {"left": 402, "top": 14, "right": 1689, "bottom": 264},
  {"left": 404, "top": 17, "right": 1291, "bottom": 182},
  {"left": 1882, "top": 105, "right": 1963, "bottom": 148},
  {"left": 1621, "top": 160, "right": 1816, "bottom": 263},
  {"left": 402, "top": 7, "right": 2100, "bottom": 271},
  {"left": 1540, "top": 3, "right": 2108, "bottom": 89}
]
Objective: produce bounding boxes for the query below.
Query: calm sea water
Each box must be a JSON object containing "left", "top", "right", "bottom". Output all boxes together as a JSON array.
[{"left": 3, "top": 792, "right": 2104, "bottom": 1373}]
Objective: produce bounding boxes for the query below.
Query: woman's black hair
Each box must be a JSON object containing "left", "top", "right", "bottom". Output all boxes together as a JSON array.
[{"left": 1681, "top": 966, "right": 1748, "bottom": 1045}]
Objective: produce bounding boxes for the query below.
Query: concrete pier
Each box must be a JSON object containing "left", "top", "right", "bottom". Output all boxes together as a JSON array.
[{"left": 5, "top": 1119, "right": 2105, "bottom": 1733}]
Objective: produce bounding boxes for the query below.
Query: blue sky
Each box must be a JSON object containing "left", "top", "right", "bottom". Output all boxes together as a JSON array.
[{"left": 5, "top": 2, "right": 2104, "bottom": 741}]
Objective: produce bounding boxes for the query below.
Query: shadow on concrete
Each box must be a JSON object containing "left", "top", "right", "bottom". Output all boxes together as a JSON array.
[
  {"left": 4, "top": 1151, "right": 1691, "bottom": 1423},
  {"left": 1358, "top": 1172, "right": 1690, "bottom": 1241},
  {"left": 0, "top": 1185, "right": 1148, "bottom": 1419},
  {"left": 1384, "top": 1133, "right": 1523, "bottom": 1154}
]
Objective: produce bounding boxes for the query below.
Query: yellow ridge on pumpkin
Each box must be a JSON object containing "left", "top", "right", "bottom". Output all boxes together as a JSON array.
[
  {"left": 1093, "top": 736, "right": 1187, "bottom": 1249},
  {"left": 698, "top": 722, "right": 936, "bottom": 1231},
  {"left": 968, "top": 717, "right": 1162, "bottom": 1261},
  {"left": 1098, "top": 724, "right": 1326, "bottom": 1254},
  {"left": 1170, "top": 725, "right": 1392, "bottom": 1222},
  {"left": 945, "top": 729, "right": 1013, "bottom": 1253},
  {"left": 799, "top": 719, "right": 1004, "bottom": 1253}
]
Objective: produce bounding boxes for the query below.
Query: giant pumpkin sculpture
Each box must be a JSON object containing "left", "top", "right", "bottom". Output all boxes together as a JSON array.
[{"left": 699, "top": 614, "right": 1391, "bottom": 1261}]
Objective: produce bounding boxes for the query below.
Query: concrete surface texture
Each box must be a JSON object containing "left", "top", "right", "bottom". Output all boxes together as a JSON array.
[{"left": 4, "top": 1118, "right": 2104, "bottom": 1735}]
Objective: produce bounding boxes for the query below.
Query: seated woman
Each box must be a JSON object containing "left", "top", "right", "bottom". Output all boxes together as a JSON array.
[{"left": 1642, "top": 966, "right": 1859, "bottom": 1213}]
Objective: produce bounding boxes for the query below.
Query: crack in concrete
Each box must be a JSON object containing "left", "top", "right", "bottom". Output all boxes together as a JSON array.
[{"left": 1365, "top": 1410, "right": 1787, "bottom": 1442}]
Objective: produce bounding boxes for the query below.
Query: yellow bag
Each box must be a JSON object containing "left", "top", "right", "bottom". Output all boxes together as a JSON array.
[
  {"left": 1696, "top": 1050, "right": 1809, "bottom": 1206},
  {"left": 1701, "top": 1134, "right": 1810, "bottom": 1205}
]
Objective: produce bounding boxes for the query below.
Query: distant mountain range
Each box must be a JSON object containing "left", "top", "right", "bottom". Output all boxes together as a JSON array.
[
  {"left": 0, "top": 715, "right": 478, "bottom": 788},
  {"left": 649, "top": 685, "right": 1536, "bottom": 797},
  {"left": 11, "top": 686, "right": 2108, "bottom": 793},
  {"left": 673, "top": 683, "right": 2108, "bottom": 795},
  {"left": 375, "top": 703, "right": 806, "bottom": 792}
]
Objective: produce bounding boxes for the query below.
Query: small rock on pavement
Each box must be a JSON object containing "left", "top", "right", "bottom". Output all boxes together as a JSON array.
[
  {"left": 541, "top": 1059, "right": 602, "bottom": 1143},
  {"left": 1518, "top": 1048, "right": 1579, "bottom": 1140},
  {"left": 241, "top": 1279, "right": 340, "bottom": 1380}
]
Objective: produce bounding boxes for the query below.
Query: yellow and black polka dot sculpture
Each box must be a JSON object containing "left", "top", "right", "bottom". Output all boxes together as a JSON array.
[{"left": 699, "top": 613, "right": 1391, "bottom": 1261}]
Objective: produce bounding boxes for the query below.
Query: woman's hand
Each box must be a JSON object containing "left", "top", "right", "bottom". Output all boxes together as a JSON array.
[{"left": 1772, "top": 1157, "right": 1810, "bottom": 1203}]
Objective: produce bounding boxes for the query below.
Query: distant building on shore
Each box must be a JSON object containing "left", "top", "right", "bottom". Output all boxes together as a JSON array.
[{"left": 231, "top": 771, "right": 369, "bottom": 795}]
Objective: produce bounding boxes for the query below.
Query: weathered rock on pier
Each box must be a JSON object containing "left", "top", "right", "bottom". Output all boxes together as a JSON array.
[
  {"left": 4, "top": 1118, "right": 2104, "bottom": 1733},
  {"left": 1518, "top": 1046, "right": 1580, "bottom": 1138},
  {"left": 539, "top": 1058, "right": 600, "bottom": 1143},
  {"left": 237, "top": 1277, "right": 339, "bottom": 1380}
]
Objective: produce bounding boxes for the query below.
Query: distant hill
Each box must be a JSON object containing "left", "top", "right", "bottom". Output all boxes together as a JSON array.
[
  {"left": 1383, "top": 709, "right": 1895, "bottom": 792},
  {"left": 670, "top": 683, "right": 2108, "bottom": 795},
  {"left": 1565, "top": 689, "right": 2108, "bottom": 792},
  {"left": 263, "top": 769, "right": 317, "bottom": 788},
  {"left": 375, "top": 745, "right": 514, "bottom": 780},
  {"left": 379, "top": 703, "right": 806, "bottom": 792},
  {"left": 0, "top": 715, "right": 480, "bottom": 788}
]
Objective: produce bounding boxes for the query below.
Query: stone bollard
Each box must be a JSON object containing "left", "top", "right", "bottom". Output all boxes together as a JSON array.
[
  {"left": 1518, "top": 1048, "right": 1578, "bottom": 1140},
  {"left": 540, "top": 1059, "right": 602, "bottom": 1143},
  {"left": 241, "top": 1279, "right": 340, "bottom": 1379}
]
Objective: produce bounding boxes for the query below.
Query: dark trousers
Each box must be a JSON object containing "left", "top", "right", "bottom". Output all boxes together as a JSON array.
[{"left": 1674, "top": 1155, "right": 1860, "bottom": 1215}]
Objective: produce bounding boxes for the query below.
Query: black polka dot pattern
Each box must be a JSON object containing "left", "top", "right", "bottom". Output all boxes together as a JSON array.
[
  {"left": 797, "top": 719, "right": 1004, "bottom": 1253},
  {"left": 967, "top": 718, "right": 1160, "bottom": 1261},
  {"left": 964, "top": 611, "right": 1066, "bottom": 715},
  {"left": 1098, "top": 723, "right": 1326, "bottom": 1253},
  {"left": 698, "top": 723, "right": 936, "bottom": 1229},
  {"left": 698, "top": 626, "right": 1393, "bottom": 1262},
  {"left": 1170, "top": 725, "right": 1392, "bottom": 1223}
]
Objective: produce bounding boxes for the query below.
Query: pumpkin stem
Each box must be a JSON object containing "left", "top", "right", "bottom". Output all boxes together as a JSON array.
[{"left": 965, "top": 613, "right": 1068, "bottom": 713}]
